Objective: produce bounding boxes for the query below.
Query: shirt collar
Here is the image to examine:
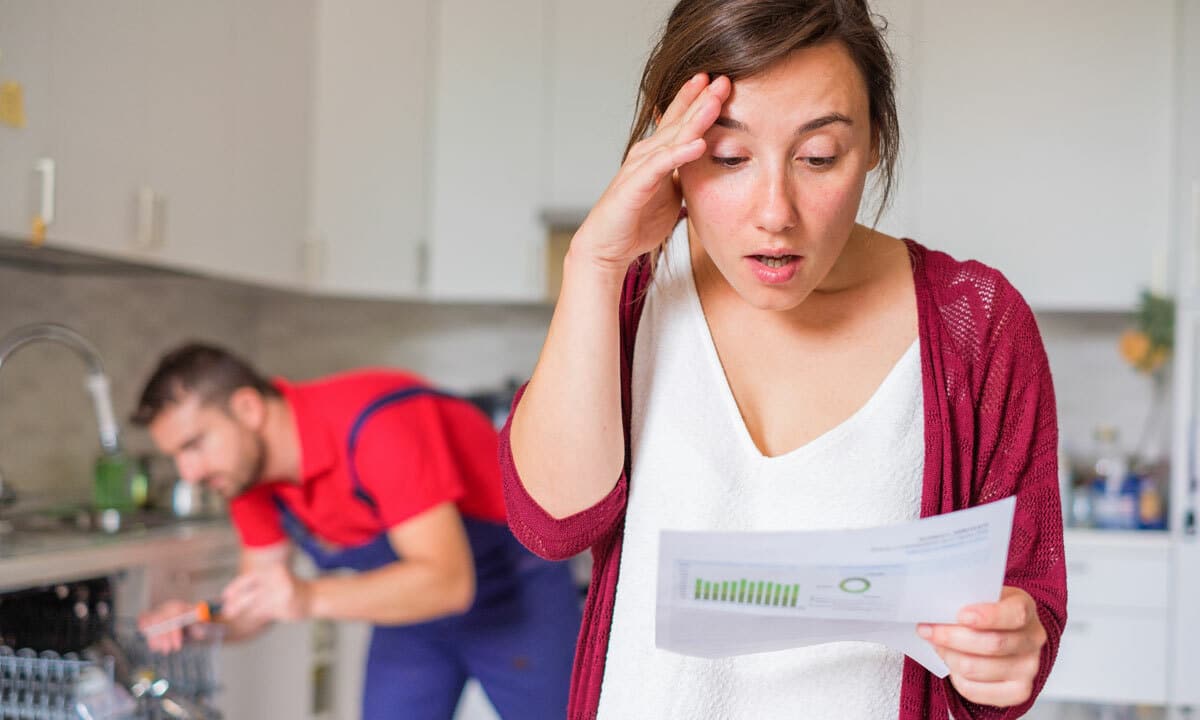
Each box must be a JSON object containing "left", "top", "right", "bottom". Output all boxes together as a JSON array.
[{"left": 274, "top": 378, "right": 337, "bottom": 483}]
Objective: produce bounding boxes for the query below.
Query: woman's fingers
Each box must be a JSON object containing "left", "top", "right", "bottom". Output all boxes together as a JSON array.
[
  {"left": 616, "top": 138, "right": 706, "bottom": 208},
  {"left": 937, "top": 646, "right": 1040, "bottom": 684},
  {"left": 630, "top": 75, "right": 729, "bottom": 163},
  {"left": 658, "top": 72, "right": 710, "bottom": 127},
  {"left": 672, "top": 75, "right": 729, "bottom": 148}
]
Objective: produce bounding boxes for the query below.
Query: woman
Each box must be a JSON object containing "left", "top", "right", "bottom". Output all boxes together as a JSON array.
[{"left": 503, "top": 0, "right": 1066, "bottom": 717}]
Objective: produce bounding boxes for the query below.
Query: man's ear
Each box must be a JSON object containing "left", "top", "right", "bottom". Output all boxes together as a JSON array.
[{"left": 227, "top": 387, "right": 266, "bottom": 430}]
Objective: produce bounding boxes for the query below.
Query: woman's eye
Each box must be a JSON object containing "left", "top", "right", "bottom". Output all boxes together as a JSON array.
[
  {"left": 802, "top": 156, "right": 837, "bottom": 169},
  {"left": 711, "top": 156, "right": 747, "bottom": 168}
]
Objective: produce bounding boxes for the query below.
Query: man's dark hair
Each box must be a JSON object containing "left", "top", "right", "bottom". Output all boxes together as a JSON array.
[{"left": 131, "top": 342, "right": 280, "bottom": 427}]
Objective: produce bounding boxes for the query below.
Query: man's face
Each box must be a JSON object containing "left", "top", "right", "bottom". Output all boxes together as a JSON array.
[{"left": 148, "top": 392, "right": 265, "bottom": 499}]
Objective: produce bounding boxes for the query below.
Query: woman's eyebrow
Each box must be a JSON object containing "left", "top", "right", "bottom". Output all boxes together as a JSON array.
[{"left": 712, "top": 112, "right": 853, "bottom": 135}]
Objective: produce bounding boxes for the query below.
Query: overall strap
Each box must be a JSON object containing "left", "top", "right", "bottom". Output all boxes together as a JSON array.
[{"left": 346, "top": 386, "right": 461, "bottom": 512}]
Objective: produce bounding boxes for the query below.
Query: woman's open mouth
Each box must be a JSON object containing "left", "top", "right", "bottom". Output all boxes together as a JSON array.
[{"left": 747, "top": 254, "right": 801, "bottom": 284}]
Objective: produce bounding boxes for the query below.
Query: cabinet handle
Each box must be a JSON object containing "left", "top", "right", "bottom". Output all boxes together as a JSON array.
[
  {"left": 31, "top": 158, "right": 55, "bottom": 245},
  {"left": 135, "top": 186, "right": 161, "bottom": 250}
]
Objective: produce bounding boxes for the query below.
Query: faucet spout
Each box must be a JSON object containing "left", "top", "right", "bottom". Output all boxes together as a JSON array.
[{"left": 0, "top": 323, "right": 122, "bottom": 455}]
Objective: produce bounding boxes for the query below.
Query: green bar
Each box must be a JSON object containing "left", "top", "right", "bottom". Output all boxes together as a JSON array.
[
  {"left": 720, "top": 581, "right": 728, "bottom": 601},
  {"left": 755, "top": 581, "right": 764, "bottom": 604},
  {"left": 775, "top": 584, "right": 783, "bottom": 605},
  {"left": 695, "top": 578, "right": 702, "bottom": 600},
  {"left": 703, "top": 581, "right": 710, "bottom": 600},
  {"left": 738, "top": 579, "right": 747, "bottom": 603},
  {"left": 791, "top": 584, "right": 800, "bottom": 607}
]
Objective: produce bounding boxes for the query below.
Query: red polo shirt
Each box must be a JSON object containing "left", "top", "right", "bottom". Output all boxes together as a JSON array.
[{"left": 229, "top": 369, "right": 507, "bottom": 549}]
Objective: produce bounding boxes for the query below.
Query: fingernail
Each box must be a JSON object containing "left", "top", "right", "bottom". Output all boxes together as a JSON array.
[
  {"left": 917, "top": 625, "right": 932, "bottom": 639},
  {"left": 961, "top": 612, "right": 980, "bottom": 625}
]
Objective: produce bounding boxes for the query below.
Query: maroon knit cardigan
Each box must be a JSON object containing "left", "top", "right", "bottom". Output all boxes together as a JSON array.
[{"left": 499, "top": 240, "right": 1067, "bottom": 719}]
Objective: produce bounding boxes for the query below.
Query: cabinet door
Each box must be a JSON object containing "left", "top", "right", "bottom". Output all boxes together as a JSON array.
[
  {"left": 141, "top": 0, "right": 236, "bottom": 272},
  {"left": 913, "top": 0, "right": 1174, "bottom": 310},
  {"left": 141, "top": 0, "right": 309, "bottom": 289},
  {"left": 0, "top": 0, "right": 54, "bottom": 241},
  {"left": 48, "top": 0, "right": 148, "bottom": 258},
  {"left": 545, "top": 0, "right": 674, "bottom": 213},
  {"left": 226, "top": 0, "right": 313, "bottom": 289},
  {"left": 308, "top": 0, "right": 429, "bottom": 298},
  {"left": 426, "top": 0, "right": 546, "bottom": 302}
]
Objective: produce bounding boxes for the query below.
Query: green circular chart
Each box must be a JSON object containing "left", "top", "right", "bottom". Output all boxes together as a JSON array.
[{"left": 838, "top": 577, "right": 871, "bottom": 594}]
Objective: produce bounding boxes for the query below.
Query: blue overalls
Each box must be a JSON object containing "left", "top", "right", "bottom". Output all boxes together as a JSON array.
[{"left": 273, "top": 388, "right": 580, "bottom": 719}]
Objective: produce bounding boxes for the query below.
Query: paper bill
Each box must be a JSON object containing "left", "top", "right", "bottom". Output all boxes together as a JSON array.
[{"left": 655, "top": 496, "right": 1017, "bottom": 677}]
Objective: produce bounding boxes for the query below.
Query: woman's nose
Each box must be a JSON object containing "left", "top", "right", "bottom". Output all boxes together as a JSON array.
[{"left": 754, "top": 168, "right": 799, "bottom": 234}]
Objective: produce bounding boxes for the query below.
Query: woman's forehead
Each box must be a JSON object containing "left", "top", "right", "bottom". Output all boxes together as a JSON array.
[{"left": 719, "top": 43, "right": 870, "bottom": 130}]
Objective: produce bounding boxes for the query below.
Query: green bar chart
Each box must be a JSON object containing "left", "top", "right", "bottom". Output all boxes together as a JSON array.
[{"left": 692, "top": 577, "right": 802, "bottom": 608}]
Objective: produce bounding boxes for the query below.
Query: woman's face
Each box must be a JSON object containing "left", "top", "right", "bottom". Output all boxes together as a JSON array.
[{"left": 678, "top": 41, "right": 878, "bottom": 312}]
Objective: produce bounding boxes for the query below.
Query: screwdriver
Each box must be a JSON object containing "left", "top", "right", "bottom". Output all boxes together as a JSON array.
[{"left": 141, "top": 600, "right": 223, "bottom": 637}]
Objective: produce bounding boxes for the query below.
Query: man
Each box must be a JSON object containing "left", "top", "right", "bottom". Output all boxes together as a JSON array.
[{"left": 134, "top": 343, "right": 579, "bottom": 720}]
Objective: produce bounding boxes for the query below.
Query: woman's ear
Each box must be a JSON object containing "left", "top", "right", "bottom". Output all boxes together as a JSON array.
[{"left": 228, "top": 387, "right": 266, "bottom": 430}]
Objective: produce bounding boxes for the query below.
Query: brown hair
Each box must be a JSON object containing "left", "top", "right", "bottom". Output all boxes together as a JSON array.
[
  {"left": 628, "top": 0, "right": 900, "bottom": 226},
  {"left": 131, "top": 343, "right": 279, "bottom": 426}
]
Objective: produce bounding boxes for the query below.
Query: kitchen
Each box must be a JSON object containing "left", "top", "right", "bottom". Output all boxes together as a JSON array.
[{"left": 0, "top": 0, "right": 1198, "bottom": 719}]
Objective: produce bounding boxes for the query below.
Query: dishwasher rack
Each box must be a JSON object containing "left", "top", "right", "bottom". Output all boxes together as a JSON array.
[{"left": 0, "top": 623, "right": 222, "bottom": 720}]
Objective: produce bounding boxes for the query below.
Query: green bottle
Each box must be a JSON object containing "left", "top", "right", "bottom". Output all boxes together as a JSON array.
[{"left": 94, "top": 451, "right": 134, "bottom": 512}]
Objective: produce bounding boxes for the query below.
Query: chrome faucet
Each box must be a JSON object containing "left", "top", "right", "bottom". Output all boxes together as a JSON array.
[{"left": 0, "top": 323, "right": 123, "bottom": 508}]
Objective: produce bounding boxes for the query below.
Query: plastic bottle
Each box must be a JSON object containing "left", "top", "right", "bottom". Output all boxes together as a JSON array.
[{"left": 1089, "top": 426, "right": 1138, "bottom": 530}]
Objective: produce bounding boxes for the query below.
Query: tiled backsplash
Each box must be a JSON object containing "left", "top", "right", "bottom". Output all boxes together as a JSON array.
[
  {"left": 0, "top": 261, "right": 1155, "bottom": 506},
  {"left": 0, "top": 263, "right": 551, "bottom": 505}
]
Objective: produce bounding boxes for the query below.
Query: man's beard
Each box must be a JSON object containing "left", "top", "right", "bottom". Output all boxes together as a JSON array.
[{"left": 227, "top": 434, "right": 268, "bottom": 498}]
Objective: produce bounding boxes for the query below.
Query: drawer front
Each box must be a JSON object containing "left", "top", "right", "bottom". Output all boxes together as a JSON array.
[
  {"left": 1064, "top": 538, "right": 1169, "bottom": 610},
  {"left": 1041, "top": 607, "right": 1168, "bottom": 705}
]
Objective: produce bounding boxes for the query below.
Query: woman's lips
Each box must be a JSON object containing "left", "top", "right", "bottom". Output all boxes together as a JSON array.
[{"left": 746, "top": 254, "right": 801, "bottom": 284}]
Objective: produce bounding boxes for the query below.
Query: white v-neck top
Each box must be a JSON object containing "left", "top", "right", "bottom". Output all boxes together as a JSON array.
[{"left": 596, "top": 222, "right": 925, "bottom": 719}]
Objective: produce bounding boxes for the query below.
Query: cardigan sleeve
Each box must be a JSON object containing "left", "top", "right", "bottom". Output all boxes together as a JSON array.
[
  {"left": 943, "top": 285, "right": 1067, "bottom": 719},
  {"left": 497, "top": 257, "right": 653, "bottom": 561}
]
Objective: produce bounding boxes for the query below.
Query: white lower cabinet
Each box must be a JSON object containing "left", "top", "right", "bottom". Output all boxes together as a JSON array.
[
  {"left": 219, "top": 621, "right": 314, "bottom": 719},
  {"left": 1040, "top": 531, "right": 1171, "bottom": 705}
]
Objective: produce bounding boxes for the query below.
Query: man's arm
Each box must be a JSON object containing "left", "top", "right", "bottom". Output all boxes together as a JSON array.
[
  {"left": 220, "top": 502, "right": 475, "bottom": 626},
  {"left": 307, "top": 501, "right": 475, "bottom": 624}
]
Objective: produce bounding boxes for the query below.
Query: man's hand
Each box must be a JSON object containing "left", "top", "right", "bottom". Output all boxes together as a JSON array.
[
  {"left": 918, "top": 586, "right": 1047, "bottom": 707},
  {"left": 138, "top": 599, "right": 198, "bottom": 654},
  {"left": 221, "top": 562, "right": 312, "bottom": 624}
]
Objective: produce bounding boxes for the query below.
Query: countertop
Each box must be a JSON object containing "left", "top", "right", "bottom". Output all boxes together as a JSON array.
[{"left": 0, "top": 516, "right": 239, "bottom": 592}]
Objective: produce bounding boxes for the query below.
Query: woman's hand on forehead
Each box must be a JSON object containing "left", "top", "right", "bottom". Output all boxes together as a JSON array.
[{"left": 572, "top": 73, "right": 731, "bottom": 275}]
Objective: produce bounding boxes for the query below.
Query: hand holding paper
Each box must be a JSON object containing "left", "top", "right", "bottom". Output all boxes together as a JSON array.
[{"left": 918, "top": 584, "right": 1046, "bottom": 706}]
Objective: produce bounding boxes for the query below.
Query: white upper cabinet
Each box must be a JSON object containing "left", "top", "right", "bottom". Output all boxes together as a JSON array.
[
  {"left": 141, "top": 1, "right": 237, "bottom": 274},
  {"left": 545, "top": 0, "right": 675, "bottom": 213},
  {"left": 224, "top": 0, "right": 314, "bottom": 288},
  {"left": 307, "top": 0, "right": 431, "bottom": 299},
  {"left": 911, "top": 0, "right": 1174, "bottom": 311},
  {"left": 48, "top": 0, "right": 149, "bottom": 259},
  {"left": 0, "top": 0, "right": 54, "bottom": 241},
  {"left": 1, "top": 0, "right": 307, "bottom": 288},
  {"left": 136, "top": 0, "right": 311, "bottom": 288},
  {"left": 426, "top": 0, "right": 547, "bottom": 302}
]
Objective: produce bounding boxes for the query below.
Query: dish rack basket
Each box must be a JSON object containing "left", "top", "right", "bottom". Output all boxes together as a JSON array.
[{"left": 0, "top": 621, "right": 222, "bottom": 720}]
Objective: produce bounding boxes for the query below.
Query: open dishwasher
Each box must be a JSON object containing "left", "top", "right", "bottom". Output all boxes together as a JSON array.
[{"left": 0, "top": 576, "right": 222, "bottom": 720}]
